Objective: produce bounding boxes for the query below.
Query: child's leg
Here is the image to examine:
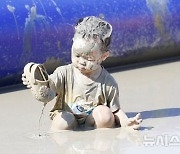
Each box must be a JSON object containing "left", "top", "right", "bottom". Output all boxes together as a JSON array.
[
  {"left": 51, "top": 111, "right": 77, "bottom": 131},
  {"left": 85, "top": 105, "right": 115, "bottom": 128}
]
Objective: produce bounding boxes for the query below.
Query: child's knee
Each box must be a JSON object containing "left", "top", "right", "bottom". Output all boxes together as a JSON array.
[
  {"left": 51, "top": 111, "right": 77, "bottom": 131},
  {"left": 92, "top": 105, "right": 115, "bottom": 128}
]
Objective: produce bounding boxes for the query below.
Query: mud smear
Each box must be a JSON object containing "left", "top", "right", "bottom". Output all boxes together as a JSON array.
[
  {"left": 7, "top": 5, "right": 20, "bottom": 40},
  {"left": 50, "top": 0, "right": 64, "bottom": 21},
  {"left": 38, "top": 0, "right": 48, "bottom": 17},
  {"left": 146, "top": 0, "right": 173, "bottom": 45},
  {"left": 20, "top": 5, "right": 48, "bottom": 64}
]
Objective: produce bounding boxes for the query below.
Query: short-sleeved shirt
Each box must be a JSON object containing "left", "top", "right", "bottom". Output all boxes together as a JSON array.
[{"left": 49, "top": 64, "right": 120, "bottom": 115}]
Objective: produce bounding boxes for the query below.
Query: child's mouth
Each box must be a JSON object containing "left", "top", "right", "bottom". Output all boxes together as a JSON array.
[{"left": 79, "top": 67, "right": 86, "bottom": 71}]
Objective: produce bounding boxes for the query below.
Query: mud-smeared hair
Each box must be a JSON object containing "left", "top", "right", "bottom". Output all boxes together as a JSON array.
[{"left": 74, "top": 16, "right": 112, "bottom": 53}]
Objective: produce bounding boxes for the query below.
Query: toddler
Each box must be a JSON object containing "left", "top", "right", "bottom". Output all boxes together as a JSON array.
[{"left": 22, "top": 16, "right": 142, "bottom": 131}]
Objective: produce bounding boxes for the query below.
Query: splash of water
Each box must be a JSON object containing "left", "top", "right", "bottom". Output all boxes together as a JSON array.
[
  {"left": 26, "top": 131, "right": 50, "bottom": 140},
  {"left": 7, "top": 5, "right": 20, "bottom": 40},
  {"left": 146, "top": 0, "right": 171, "bottom": 42},
  {"left": 38, "top": 103, "right": 46, "bottom": 135},
  {"left": 25, "top": 103, "right": 50, "bottom": 140}
]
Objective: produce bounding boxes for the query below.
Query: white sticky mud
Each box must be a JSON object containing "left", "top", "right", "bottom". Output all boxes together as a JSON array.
[{"left": 74, "top": 16, "right": 112, "bottom": 42}]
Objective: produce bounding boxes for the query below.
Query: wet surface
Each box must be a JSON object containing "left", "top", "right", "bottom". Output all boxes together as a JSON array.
[{"left": 0, "top": 61, "right": 180, "bottom": 153}]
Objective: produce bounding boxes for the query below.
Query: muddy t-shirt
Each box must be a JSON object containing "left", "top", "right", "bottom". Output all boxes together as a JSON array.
[{"left": 49, "top": 64, "right": 120, "bottom": 115}]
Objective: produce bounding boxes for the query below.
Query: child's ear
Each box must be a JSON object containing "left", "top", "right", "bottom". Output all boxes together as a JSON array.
[{"left": 102, "top": 51, "right": 109, "bottom": 61}]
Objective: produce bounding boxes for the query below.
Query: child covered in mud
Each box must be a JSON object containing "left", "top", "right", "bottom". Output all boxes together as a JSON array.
[{"left": 22, "top": 16, "right": 142, "bottom": 131}]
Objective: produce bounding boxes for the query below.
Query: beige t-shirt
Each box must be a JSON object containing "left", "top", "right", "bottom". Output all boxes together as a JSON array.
[{"left": 49, "top": 64, "right": 120, "bottom": 115}]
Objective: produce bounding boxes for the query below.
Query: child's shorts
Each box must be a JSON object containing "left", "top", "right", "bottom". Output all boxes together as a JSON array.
[
  {"left": 49, "top": 108, "right": 93, "bottom": 125},
  {"left": 74, "top": 109, "right": 93, "bottom": 125},
  {"left": 70, "top": 103, "right": 94, "bottom": 125}
]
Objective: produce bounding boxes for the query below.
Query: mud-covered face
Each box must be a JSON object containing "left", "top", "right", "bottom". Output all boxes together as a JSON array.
[{"left": 71, "top": 37, "right": 105, "bottom": 74}]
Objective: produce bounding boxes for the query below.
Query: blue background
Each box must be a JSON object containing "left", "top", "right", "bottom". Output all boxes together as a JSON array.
[{"left": 0, "top": 0, "right": 179, "bottom": 87}]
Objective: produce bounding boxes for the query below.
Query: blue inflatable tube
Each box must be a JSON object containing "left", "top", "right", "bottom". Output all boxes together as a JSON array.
[{"left": 0, "top": 0, "right": 180, "bottom": 87}]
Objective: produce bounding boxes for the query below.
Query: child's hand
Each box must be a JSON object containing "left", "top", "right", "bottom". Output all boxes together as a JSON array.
[
  {"left": 127, "top": 113, "right": 142, "bottom": 130},
  {"left": 22, "top": 73, "right": 32, "bottom": 88}
]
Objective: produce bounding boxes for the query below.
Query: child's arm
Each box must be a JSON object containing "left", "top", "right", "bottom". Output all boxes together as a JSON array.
[{"left": 114, "top": 109, "right": 142, "bottom": 130}]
